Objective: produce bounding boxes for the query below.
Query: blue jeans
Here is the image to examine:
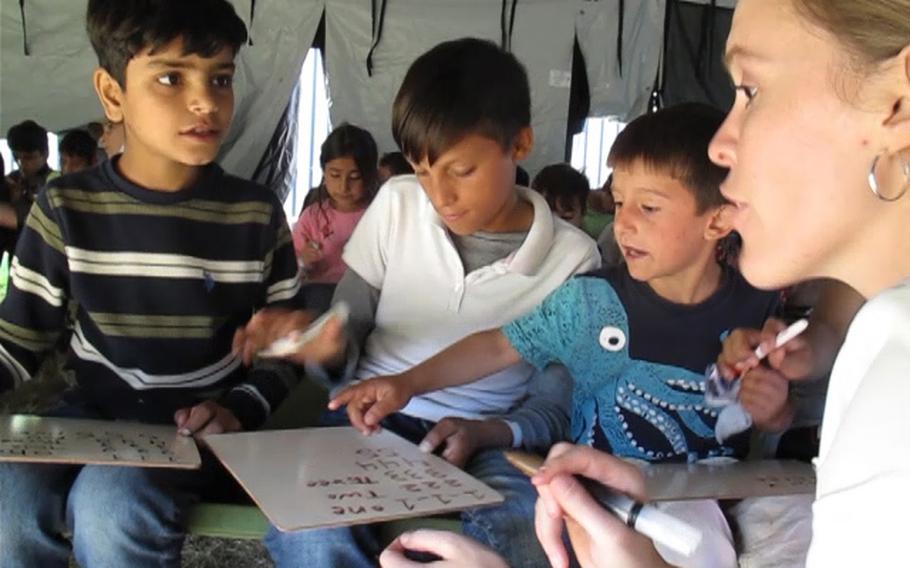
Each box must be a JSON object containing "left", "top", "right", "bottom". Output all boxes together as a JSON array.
[
  {"left": 0, "top": 402, "right": 232, "bottom": 568},
  {"left": 265, "top": 409, "right": 549, "bottom": 568}
]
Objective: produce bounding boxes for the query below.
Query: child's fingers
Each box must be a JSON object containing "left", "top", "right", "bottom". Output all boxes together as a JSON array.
[
  {"left": 173, "top": 408, "right": 189, "bottom": 429},
  {"left": 176, "top": 403, "right": 216, "bottom": 436},
  {"left": 767, "top": 335, "right": 809, "bottom": 370},
  {"left": 327, "top": 386, "right": 354, "bottom": 411},
  {"left": 760, "top": 318, "right": 788, "bottom": 336},
  {"left": 231, "top": 328, "right": 246, "bottom": 356},
  {"left": 242, "top": 340, "right": 259, "bottom": 366},
  {"left": 418, "top": 420, "right": 457, "bottom": 454},
  {"left": 346, "top": 396, "right": 381, "bottom": 436},
  {"left": 718, "top": 328, "right": 763, "bottom": 373},
  {"left": 363, "top": 395, "right": 405, "bottom": 428},
  {"left": 195, "top": 409, "right": 242, "bottom": 438}
]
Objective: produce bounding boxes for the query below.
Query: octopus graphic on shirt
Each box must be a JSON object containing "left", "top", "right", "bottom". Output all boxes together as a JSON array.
[{"left": 503, "top": 266, "right": 778, "bottom": 463}]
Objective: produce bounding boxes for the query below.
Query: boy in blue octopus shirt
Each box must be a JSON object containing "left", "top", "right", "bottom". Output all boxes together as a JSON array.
[{"left": 334, "top": 103, "right": 788, "bottom": 568}]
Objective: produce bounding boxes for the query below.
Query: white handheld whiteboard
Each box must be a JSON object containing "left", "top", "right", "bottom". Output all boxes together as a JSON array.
[
  {"left": 205, "top": 427, "right": 505, "bottom": 532},
  {"left": 642, "top": 459, "right": 815, "bottom": 501},
  {"left": 0, "top": 414, "right": 201, "bottom": 469}
]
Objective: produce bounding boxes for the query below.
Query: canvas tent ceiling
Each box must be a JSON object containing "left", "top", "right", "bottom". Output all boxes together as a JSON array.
[{"left": 0, "top": 0, "right": 735, "bottom": 180}]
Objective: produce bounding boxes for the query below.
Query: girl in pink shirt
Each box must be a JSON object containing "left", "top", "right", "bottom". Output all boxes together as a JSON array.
[{"left": 293, "top": 124, "right": 379, "bottom": 283}]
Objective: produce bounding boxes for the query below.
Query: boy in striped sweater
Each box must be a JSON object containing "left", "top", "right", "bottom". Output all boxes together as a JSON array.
[{"left": 0, "top": 1, "right": 302, "bottom": 566}]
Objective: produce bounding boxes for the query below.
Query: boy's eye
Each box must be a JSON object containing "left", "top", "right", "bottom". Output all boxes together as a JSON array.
[
  {"left": 157, "top": 72, "right": 181, "bottom": 86},
  {"left": 451, "top": 167, "right": 475, "bottom": 177},
  {"left": 212, "top": 74, "right": 234, "bottom": 88},
  {"left": 642, "top": 205, "right": 659, "bottom": 214},
  {"left": 613, "top": 201, "right": 623, "bottom": 209}
]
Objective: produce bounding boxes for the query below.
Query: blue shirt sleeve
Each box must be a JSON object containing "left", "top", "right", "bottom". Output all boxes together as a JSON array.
[{"left": 502, "top": 279, "right": 586, "bottom": 371}]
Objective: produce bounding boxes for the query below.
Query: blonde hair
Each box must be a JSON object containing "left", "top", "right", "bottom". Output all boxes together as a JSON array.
[{"left": 793, "top": 1, "right": 910, "bottom": 66}]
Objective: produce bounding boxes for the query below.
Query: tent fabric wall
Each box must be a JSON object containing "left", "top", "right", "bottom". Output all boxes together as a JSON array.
[
  {"left": 575, "top": 0, "right": 665, "bottom": 121},
  {"left": 661, "top": 0, "right": 736, "bottom": 110},
  {"left": 324, "top": 0, "right": 576, "bottom": 176},
  {"left": 0, "top": 0, "right": 324, "bottom": 180},
  {"left": 1, "top": 0, "right": 739, "bottom": 184}
]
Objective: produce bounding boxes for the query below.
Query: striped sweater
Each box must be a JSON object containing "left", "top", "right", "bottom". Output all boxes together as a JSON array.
[{"left": 0, "top": 159, "right": 302, "bottom": 429}]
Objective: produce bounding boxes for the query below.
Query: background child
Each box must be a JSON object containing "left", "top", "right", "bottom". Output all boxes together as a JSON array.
[
  {"left": 292, "top": 123, "right": 378, "bottom": 284},
  {"left": 378, "top": 150, "right": 414, "bottom": 184},
  {"left": 584, "top": 173, "right": 615, "bottom": 239},
  {"left": 0, "top": 153, "right": 15, "bottom": 254},
  {"left": 531, "top": 163, "right": 589, "bottom": 229},
  {"left": 5, "top": 119, "right": 58, "bottom": 207},
  {"left": 59, "top": 129, "right": 98, "bottom": 174},
  {"left": 332, "top": 103, "right": 784, "bottom": 568},
  {"left": 99, "top": 118, "right": 125, "bottom": 158},
  {"left": 4, "top": 120, "right": 59, "bottom": 251}
]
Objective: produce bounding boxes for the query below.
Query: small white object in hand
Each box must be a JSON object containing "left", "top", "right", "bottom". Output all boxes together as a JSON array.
[{"left": 259, "top": 302, "right": 350, "bottom": 358}]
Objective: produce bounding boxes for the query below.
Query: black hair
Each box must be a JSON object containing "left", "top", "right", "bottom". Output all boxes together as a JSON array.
[
  {"left": 86, "top": 0, "right": 248, "bottom": 86},
  {"left": 379, "top": 152, "right": 414, "bottom": 176},
  {"left": 307, "top": 123, "right": 379, "bottom": 221},
  {"left": 516, "top": 165, "right": 530, "bottom": 187},
  {"left": 59, "top": 130, "right": 98, "bottom": 163},
  {"left": 531, "top": 163, "right": 589, "bottom": 215},
  {"left": 7, "top": 120, "right": 48, "bottom": 155},
  {"left": 86, "top": 121, "right": 105, "bottom": 141},
  {"left": 608, "top": 102, "right": 729, "bottom": 213},
  {"left": 392, "top": 37, "right": 531, "bottom": 165}
]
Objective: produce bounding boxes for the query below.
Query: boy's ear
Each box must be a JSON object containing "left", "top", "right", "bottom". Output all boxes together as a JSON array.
[
  {"left": 93, "top": 68, "right": 125, "bottom": 123},
  {"left": 511, "top": 127, "right": 534, "bottom": 161},
  {"left": 704, "top": 204, "right": 735, "bottom": 241}
]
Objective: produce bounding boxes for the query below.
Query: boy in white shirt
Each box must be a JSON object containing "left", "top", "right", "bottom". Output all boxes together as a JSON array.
[{"left": 235, "top": 38, "right": 600, "bottom": 568}]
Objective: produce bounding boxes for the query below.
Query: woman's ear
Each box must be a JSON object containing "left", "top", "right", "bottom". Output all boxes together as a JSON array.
[
  {"left": 512, "top": 127, "right": 535, "bottom": 161},
  {"left": 881, "top": 46, "right": 910, "bottom": 155},
  {"left": 93, "top": 68, "right": 125, "bottom": 123}
]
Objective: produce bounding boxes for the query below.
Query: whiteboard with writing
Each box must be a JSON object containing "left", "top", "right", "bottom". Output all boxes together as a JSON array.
[
  {"left": 643, "top": 459, "right": 816, "bottom": 501},
  {"left": 0, "top": 414, "right": 201, "bottom": 469},
  {"left": 205, "top": 427, "right": 505, "bottom": 532}
]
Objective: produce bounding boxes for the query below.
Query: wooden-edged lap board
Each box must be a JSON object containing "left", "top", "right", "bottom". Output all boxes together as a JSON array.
[
  {"left": 643, "top": 459, "right": 815, "bottom": 501},
  {"left": 205, "top": 427, "right": 504, "bottom": 532},
  {"left": 0, "top": 414, "right": 201, "bottom": 469}
]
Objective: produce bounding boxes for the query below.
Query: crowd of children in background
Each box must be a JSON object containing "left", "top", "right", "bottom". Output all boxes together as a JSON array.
[{"left": 2, "top": 114, "right": 617, "bottom": 293}]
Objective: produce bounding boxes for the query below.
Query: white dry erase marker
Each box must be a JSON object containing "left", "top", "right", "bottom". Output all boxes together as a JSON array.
[
  {"left": 705, "top": 318, "right": 809, "bottom": 406},
  {"left": 504, "top": 451, "right": 703, "bottom": 559}
]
